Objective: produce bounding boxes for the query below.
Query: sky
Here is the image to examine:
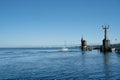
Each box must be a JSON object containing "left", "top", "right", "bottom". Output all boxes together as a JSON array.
[{"left": 0, "top": 0, "right": 120, "bottom": 47}]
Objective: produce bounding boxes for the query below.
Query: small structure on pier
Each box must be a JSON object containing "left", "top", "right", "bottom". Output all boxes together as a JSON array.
[
  {"left": 100, "top": 25, "right": 111, "bottom": 52},
  {"left": 81, "top": 37, "right": 87, "bottom": 51}
]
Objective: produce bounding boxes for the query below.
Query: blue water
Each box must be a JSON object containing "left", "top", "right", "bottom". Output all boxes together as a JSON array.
[{"left": 0, "top": 48, "right": 120, "bottom": 80}]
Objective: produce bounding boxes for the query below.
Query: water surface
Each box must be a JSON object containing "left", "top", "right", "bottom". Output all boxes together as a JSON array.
[{"left": 0, "top": 48, "right": 120, "bottom": 80}]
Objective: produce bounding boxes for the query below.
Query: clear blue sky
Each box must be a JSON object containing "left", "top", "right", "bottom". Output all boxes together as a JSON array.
[{"left": 0, "top": 0, "right": 120, "bottom": 47}]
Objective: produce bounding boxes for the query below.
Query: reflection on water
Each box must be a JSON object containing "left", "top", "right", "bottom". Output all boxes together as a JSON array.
[
  {"left": 102, "top": 52, "right": 120, "bottom": 80},
  {"left": 0, "top": 48, "right": 120, "bottom": 80},
  {"left": 103, "top": 53, "right": 111, "bottom": 80}
]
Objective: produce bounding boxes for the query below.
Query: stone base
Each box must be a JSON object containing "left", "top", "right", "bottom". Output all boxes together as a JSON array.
[
  {"left": 100, "top": 46, "right": 112, "bottom": 52},
  {"left": 81, "top": 46, "right": 88, "bottom": 51}
]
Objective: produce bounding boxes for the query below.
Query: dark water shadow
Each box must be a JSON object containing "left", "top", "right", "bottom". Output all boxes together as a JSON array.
[{"left": 102, "top": 53, "right": 111, "bottom": 80}]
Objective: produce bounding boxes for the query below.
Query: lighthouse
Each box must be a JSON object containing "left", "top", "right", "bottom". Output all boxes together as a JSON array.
[
  {"left": 101, "top": 25, "right": 111, "bottom": 52},
  {"left": 81, "top": 37, "right": 87, "bottom": 51}
]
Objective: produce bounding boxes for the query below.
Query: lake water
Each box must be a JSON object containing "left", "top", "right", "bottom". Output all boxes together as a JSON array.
[{"left": 0, "top": 48, "right": 120, "bottom": 80}]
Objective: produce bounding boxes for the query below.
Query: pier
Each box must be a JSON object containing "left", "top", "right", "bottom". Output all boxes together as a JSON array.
[{"left": 80, "top": 25, "right": 120, "bottom": 52}]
